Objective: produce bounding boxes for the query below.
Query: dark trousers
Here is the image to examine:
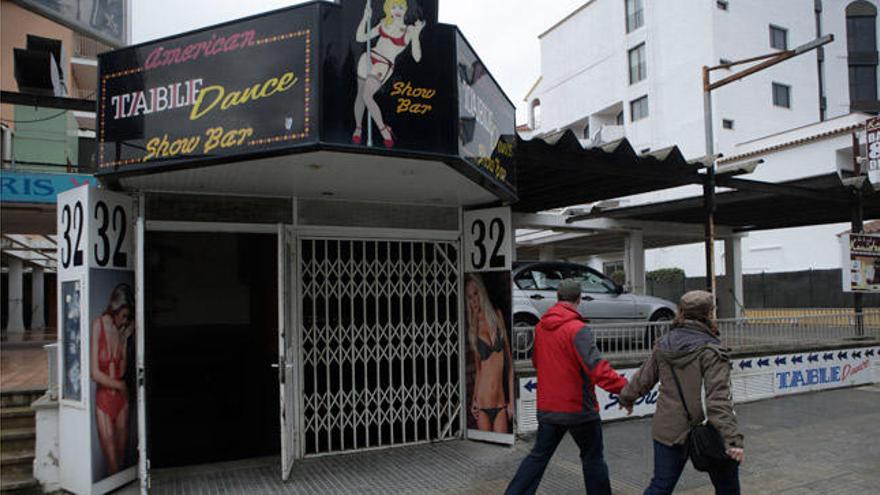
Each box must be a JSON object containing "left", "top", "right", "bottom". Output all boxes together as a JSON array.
[
  {"left": 505, "top": 419, "right": 611, "bottom": 495},
  {"left": 645, "top": 441, "right": 740, "bottom": 495}
]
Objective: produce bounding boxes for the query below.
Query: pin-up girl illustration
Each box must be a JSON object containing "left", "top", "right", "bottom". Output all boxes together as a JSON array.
[{"left": 352, "top": 0, "right": 425, "bottom": 148}]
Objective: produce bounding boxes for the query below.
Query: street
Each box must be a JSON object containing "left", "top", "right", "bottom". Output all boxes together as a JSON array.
[{"left": 139, "top": 384, "right": 880, "bottom": 494}]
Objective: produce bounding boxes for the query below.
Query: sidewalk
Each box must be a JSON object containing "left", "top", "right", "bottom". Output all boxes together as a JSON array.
[{"left": 137, "top": 384, "right": 880, "bottom": 494}]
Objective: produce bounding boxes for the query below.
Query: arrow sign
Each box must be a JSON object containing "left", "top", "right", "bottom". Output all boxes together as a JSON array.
[
  {"left": 867, "top": 349, "right": 876, "bottom": 357},
  {"left": 823, "top": 353, "right": 834, "bottom": 361},
  {"left": 807, "top": 354, "right": 818, "bottom": 363},
  {"left": 739, "top": 360, "right": 753, "bottom": 370},
  {"left": 774, "top": 357, "right": 787, "bottom": 366},
  {"left": 524, "top": 380, "right": 537, "bottom": 393},
  {"left": 792, "top": 355, "right": 804, "bottom": 364},
  {"left": 852, "top": 351, "right": 862, "bottom": 359},
  {"left": 838, "top": 352, "right": 848, "bottom": 360},
  {"left": 757, "top": 358, "right": 770, "bottom": 368}
]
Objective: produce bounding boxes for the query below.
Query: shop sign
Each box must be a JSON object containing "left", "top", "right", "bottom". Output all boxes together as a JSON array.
[
  {"left": 456, "top": 32, "right": 516, "bottom": 196},
  {"left": 0, "top": 171, "right": 94, "bottom": 204},
  {"left": 840, "top": 233, "right": 880, "bottom": 292},
  {"left": 97, "top": 4, "right": 318, "bottom": 172},
  {"left": 14, "top": 0, "right": 128, "bottom": 47},
  {"left": 96, "top": 1, "right": 517, "bottom": 200},
  {"left": 866, "top": 116, "right": 880, "bottom": 172}
]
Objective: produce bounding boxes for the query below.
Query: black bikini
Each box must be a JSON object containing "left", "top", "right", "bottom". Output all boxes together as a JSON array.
[
  {"left": 476, "top": 326, "right": 507, "bottom": 424},
  {"left": 477, "top": 326, "right": 504, "bottom": 361}
]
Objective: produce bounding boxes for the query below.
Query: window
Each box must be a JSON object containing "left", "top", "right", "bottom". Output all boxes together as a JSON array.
[
  {"left": 616, "top": 110, "right": 625, "bottom": 125},
  {"left": 772, "top": 83, "right": 791, "bottom": 108},
  {"left": 770, "top": 25, "right": 788, "bottom": 50},
  {"left": 514, "top": 270, "right": 537, "bottom": 290},
  {"left": 850, "top": 65, "right": 878, "bottom": 101},
  {"left": 716, "top": 0, "right": 728, "bottom": 10},
  {"left": 529, "top": 266, "right": 566, "bottom": 291},
  {"left": 722, "top": 119, "right": 735, "bottom": 129},
  {"left": 566, "top": 266, "right": 617, "bottom": 294},
  {"left": 603, "top": 261, "right": 624, "bottom": 277},
  {"left": 625, "top": 0, "right": 644, "bottom": 33},
  {"left": 628, "top": 43, "right": 647, "bottom": 84},
  {"left": 630, "top": 95, "right": 649, "bottom": 121},
  {"left": 847, "top": 1, "right": 879, "bottom": 110}
]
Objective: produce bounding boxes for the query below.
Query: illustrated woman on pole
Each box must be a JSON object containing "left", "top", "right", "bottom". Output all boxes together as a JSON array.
[
  {"left": 466, "top": 274, "right": 514, "bottom": 433},
  {"left": 90, "top": 284, "right": 135, "bottom": 475},
  {"left": 352, "top": 0, "right": 425, "bottom": 148}
]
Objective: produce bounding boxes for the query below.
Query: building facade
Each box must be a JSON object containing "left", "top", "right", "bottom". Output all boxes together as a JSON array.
[{"left": 522, "top": 0, "right": 879, "bottom": 276}]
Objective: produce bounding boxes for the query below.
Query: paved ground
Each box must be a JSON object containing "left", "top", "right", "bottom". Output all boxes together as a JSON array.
[
  {"left": 0, "top": 347, "right": 48, "bottom": 392},
  {"left": 127, "top": 384, "right": 880, "bottom": 494}
]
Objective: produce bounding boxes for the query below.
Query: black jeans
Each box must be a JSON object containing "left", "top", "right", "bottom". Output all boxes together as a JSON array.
[
  {"left": 645, "top": 441, "right": 740, "bottom": 495},
  {"left": 505, "top": 419, "right": 611, "bottom": 495}
]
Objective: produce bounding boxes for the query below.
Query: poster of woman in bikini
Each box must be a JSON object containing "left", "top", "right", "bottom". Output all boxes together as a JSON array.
[{"left": 351, "top": 0, "right": 426, "bottom": 148}]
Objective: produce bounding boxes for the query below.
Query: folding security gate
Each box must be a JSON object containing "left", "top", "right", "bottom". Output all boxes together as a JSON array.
[{"left": 299, "top": 238, "right": 461, "bottom": 456}]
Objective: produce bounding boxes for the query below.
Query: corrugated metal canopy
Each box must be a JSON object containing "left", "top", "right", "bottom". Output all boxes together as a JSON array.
[
  {"left": 514, "top": 130, "right": 703, "bottom": 212},
  {"left": 593, "top": 174, "right": 880, "bottom": 231}
]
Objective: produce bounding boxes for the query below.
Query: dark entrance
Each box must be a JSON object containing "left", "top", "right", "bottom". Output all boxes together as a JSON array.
[{"left": 145, "top": 232, "right": 279, "bottom": 468}]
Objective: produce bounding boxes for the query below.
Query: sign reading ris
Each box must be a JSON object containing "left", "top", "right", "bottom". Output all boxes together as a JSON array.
[{"left": 98, "top": 4, "right": 317, "bottom": 171}]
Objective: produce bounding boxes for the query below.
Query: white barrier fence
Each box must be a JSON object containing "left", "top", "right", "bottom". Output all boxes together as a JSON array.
[{"left": 516, "top": 344, "right": 880, "bottom": 433}]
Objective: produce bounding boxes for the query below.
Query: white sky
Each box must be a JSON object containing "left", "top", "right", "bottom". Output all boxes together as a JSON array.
[{"left": 132, "top": 0, "right": 587, "bottom": 124}]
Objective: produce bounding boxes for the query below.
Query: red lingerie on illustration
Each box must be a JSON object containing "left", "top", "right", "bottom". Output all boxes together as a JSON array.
[{"left": 95, "top": 317, "right": 127, "bottom": 421}]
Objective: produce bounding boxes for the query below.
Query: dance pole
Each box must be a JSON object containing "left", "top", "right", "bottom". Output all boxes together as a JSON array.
[{"left": 365, "top": 1, "right": 373, "bottom": 147}]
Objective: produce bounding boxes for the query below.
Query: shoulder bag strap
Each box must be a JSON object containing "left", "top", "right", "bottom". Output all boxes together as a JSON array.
[{"left": 666, "top": 360, "right": 694, "bottom": 424}]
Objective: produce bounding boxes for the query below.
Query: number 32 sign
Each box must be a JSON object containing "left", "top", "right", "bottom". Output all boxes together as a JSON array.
[
  {"left": 464, "top": 207, "right": 512, "bottom": 272},
  {"left": 57, "top": 185, "right": 134, "bottom": 272}
]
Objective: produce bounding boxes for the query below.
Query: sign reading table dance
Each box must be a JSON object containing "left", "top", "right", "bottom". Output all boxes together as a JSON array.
[{"left": 97, "top": 5, "right": 317, "bottom": 171}]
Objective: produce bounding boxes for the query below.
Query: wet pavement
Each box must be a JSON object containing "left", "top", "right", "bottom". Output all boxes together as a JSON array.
[{"left": 126, "top": 384, "right": 880, "bottom": 494}]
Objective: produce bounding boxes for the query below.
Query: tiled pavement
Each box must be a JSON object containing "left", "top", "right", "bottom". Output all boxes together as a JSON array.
[
  {"left": 125, "top": 384, "right": 880, "bottom": 494},
  {"left": 0, "top": 347, "right": 49, "bottom": 392}
]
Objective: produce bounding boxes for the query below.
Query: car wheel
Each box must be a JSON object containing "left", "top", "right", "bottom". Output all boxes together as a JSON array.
[{"left": 645, "top": 310, "right": 674, "bottom": 350}]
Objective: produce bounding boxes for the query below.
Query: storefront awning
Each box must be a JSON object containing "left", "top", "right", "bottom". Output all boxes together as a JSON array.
[
  {"left": 513, "top": 130, "right": 703, "bottom": 213},
  {"left": 589, "top": 173, "right": 880, "bottom": 232}
]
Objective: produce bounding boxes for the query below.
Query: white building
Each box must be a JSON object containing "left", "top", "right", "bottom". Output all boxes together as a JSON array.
[{"left": 520, "top": 0, "right": 879, "bottom": 276}]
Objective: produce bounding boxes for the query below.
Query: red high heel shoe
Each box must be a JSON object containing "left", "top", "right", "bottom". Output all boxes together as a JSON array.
[
  {"left": 380, "top": 125, "right": 394, "bottom": 148},
  {"left": 351, "top": 126, "right": 363, "bottom": 145}
]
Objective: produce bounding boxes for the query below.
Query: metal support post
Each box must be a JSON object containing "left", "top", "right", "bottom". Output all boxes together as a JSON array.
[
  {"left": 702, "top": 67, "right": 717, "bottom": 300},
  {"left": 851, "top": 132, "right": 865, "bottom": 337}
]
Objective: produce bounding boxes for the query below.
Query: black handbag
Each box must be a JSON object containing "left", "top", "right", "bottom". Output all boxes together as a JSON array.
[{"left": 667, "top": 364, "right": 737, "bottom": 472}]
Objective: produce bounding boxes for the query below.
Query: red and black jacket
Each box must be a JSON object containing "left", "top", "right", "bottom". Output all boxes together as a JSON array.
[{"left": 533, "top": 302, "right": 628, "bottom": 424}]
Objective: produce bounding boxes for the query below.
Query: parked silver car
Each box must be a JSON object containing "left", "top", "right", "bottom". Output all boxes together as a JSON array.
[{"left": 512, "top": 261, "right": 677, "bottom": 350}]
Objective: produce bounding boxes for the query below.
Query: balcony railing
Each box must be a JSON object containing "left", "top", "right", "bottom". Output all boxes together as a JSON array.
[{"left": 74, "top": 33, "right": 112, "bottom": 60}]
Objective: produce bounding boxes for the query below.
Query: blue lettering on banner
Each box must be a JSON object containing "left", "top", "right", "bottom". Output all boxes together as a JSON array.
[
  {"left": 776, "top": 366, "right": 842, "bottom": 389},
  {"left": 0, "top": 171, "right": 93, "bottom": 204}
]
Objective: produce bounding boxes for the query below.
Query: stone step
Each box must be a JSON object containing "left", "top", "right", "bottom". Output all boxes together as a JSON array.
[
  {"left": 0, "top": 471, "right": 39, "bottom": 494},
  {"left": 0, "top": 450, "right": 35, "bottom": 477},
  {"left": 0, "top": 407, "right": 35, "bottom": 430},
  {"left": 0, "top": 428, "right": 35, "bottom": 453},
  {"left": 0, "top": 391, "right": 44, "bottom": 409}
]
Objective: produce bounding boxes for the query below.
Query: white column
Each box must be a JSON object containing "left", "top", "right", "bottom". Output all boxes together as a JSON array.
[
  {"left": 538, "top": 244, "right": 555, "bottom": 261},
  {"left": 31, "top": 266, "right": 46, "bottom": 329},
  {"left": 722, "top": 236, "right": 744, "bottom": 318},
  {"left": 624, "top": 231, "right": 646, "bottom": 295},
  {"left": 6, "top": 258, "right": 26, "bottom": 338}
]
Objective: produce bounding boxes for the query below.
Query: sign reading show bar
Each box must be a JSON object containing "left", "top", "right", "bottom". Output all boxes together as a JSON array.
[
  {"left": 98, "top": 4, "right": 317, "bottom": 171},
  {"left": 97, "top": 1, "right": 516, "bottom": 200}
]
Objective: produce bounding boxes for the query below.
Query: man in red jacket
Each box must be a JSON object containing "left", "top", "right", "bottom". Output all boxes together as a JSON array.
[{"left": 506, "top": 279, "right": 628, "bottom": 495}]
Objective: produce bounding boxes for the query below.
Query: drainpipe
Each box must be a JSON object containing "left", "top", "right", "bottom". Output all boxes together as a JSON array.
[{"left": 1, "top": 125, "right": 13, "bottom": 168}]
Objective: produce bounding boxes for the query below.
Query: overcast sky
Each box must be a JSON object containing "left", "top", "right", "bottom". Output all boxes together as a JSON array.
[{"left": 132, "top": 0, "right": 586, "bottom": 124}]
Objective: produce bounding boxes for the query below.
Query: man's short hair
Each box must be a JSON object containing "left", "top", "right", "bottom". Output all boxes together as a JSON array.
[{"left": 557, "top": 279, "right": 582, "bottom": 302}]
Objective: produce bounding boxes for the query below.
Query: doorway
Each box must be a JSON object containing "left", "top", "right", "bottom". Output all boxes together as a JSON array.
[{"left": 145, "top": 232, "right": 279, "bottom": 468}]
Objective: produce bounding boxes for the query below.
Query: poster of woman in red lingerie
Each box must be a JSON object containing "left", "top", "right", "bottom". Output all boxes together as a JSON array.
[
  {"left": 90, "top": 275, "right": 137, "bottom": 481},
  {"left": 351, "top": 0, "right": 425, "bottom": 148}
]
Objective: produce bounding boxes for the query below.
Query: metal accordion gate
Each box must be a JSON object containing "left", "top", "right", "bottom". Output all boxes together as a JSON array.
[{"left": 299, "top": 238, "right": 462, "bottom": 456}]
